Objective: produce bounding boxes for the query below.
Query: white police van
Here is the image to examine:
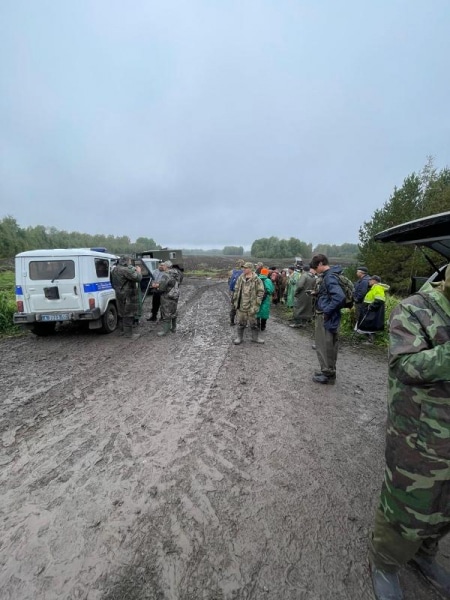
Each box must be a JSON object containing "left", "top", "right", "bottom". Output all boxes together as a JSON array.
[{"left": 14, "top": 248, "right": 120, "bottom": 336}]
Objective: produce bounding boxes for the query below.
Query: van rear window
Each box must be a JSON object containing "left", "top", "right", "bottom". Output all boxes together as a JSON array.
[{"left": 29, "top": 260, "right": 75, "bottom": 281}]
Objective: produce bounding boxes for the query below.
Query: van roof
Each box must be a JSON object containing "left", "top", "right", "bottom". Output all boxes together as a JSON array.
[
  {"left": 16, "top": 248, "right": 119, "bottom": 259},
  {"left": 374, "top": 211, "right": 450, "bottom": 260}
]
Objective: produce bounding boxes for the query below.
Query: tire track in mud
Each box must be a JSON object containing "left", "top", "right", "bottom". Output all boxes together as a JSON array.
[
  {"left": 0, "top": 281, "right": 235, "bottom": 600},
  {"left": 1, "top": 279, "right": 446, "bottom": 600}
]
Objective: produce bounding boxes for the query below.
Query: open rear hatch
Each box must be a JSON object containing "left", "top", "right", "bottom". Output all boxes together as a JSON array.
[{"left": 374, "top": 211, "right": 450, "bottom": 259}]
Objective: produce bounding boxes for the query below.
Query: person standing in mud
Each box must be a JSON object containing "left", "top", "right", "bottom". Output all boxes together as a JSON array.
[
  {"left": 110, "top": 255, "right": 142, "bottom": 340},
  {"left": 232, "top": 262, "right": 265, "bottom": 345},
  {"left": 228, "top": 259, "right": 245, "bottom": 326},
  {"left": 369, "top": 264, "right": 450, "bottom": 600},
  {"left": 152, "top": 260, "right": 181, "bottom": 337},
  {"left": 290, "top": 264, "right": 316, "bottom": 328},
  {"left": 309, "top": 254, "right": 345, "bottom": 383},
  {"left": 146, "top": 262, "right": 165, "bottom": 322},
  {"left": 256, "top": 267, "right": 275, "bottom": 332}
]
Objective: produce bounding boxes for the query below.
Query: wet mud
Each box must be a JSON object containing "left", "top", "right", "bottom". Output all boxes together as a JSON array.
[{"left": 0, "top": 278, "right": 448, "bottom": 599}]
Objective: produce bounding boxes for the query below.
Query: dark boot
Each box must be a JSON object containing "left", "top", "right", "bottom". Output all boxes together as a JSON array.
[
  {"left": 312, "top": 373, "right": 335, "bottom": 384},
  {"left": 409, "top": 555, "right": 450, "bottom": 597},
  {"left": 233, "top": 327, "right": 244, "bottom": 345},
  {"left": 117, "top": 318, "right": 125, "bottom": 336},
  {"left": 314, "top": 370, "right": 336, "bottom": 380},
  {"left": 157, "top": 321, "right": 171, "bottom": 337},
  {"left": 147, "top": 315, "right": 157, "bottom": 322},
  {"left": 370, "top": 563, "right": 403, "bottom": 600},
  {"left": 251, "top": 327, "right": 265, "bottom": 344},
  {"left": 124, "top": 326, "right": 140, "bottom": 341},
  {"left": 171, "top": 318, "right": 177, "bottom": 333}
]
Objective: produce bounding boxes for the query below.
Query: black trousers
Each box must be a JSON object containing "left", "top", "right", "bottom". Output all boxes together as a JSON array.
[{"left": 152, "top": 292, "right": 161, "bottom": 318}]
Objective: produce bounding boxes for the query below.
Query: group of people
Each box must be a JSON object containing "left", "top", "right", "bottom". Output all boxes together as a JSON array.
[
  {"left": 110, "top": 256, "right": 181, "bottom": 340},
  {"left": 112, "top": 252, "right": 449, "bottom": 599}
]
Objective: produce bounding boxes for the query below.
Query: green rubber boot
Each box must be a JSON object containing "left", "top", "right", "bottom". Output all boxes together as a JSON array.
[{"left": 157, "top": 321, "right": 171, "bottom": 337}]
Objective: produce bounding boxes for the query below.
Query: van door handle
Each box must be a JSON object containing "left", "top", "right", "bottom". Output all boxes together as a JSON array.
[{"left": 74, "top": 286, "right": 78, "bottom": 295}]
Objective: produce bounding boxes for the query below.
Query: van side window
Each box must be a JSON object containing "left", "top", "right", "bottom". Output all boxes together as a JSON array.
[
  {"left": 29, "top": 260, "right": 75, "bottom": 280},
  {"left": 95, "top": 259, "right": 109, "bottom": 278}
]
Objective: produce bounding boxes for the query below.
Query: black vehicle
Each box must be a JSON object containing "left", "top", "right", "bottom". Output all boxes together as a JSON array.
[{"left": 374, "top": 211, "right": 450, "bottom": 292}]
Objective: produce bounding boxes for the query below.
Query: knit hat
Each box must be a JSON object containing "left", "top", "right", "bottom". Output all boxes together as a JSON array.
[{"left": 260, "top": 268, "right": 269, "bottom": 276}]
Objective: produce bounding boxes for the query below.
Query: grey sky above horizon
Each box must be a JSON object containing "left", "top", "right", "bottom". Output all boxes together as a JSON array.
[{"left": 1, "top": 1, "right": 449, "bottom": 250}]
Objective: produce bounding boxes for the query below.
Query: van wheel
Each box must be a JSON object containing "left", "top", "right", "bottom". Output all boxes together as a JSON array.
[
  {"left": 31, "top": 322, "right": 56, "bottom": 336},
  {"left": 101, "top": 304, "right": 118, "bottom": 333}
]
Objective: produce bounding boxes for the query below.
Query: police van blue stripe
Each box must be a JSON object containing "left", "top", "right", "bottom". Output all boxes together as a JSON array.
[
  {"left": 83, "top": 282, "right": 113, "bottom": 292},
  {"left": 16, "top": 285, "right": 23, "bottom": 295}
]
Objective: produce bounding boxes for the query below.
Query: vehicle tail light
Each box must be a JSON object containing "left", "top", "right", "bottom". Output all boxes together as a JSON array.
[
  {"left": 17, "top": 300, "right": 24, "bottom": 312},
  {"left": 89, "top": 298, "right": 96, "bottom": 309}
]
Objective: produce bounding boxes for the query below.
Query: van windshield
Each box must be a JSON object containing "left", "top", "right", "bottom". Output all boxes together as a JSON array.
[{"left": 29, "top": 260, "right": 75, "bottom": 281}]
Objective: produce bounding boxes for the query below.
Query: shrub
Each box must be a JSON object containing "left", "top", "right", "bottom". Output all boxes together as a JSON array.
[{"left": 0, "top": 270, "right": 21, "bottom": 335}]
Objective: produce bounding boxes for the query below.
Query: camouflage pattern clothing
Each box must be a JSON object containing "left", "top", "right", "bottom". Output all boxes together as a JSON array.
[
  {"left": 159, "top": 268, "right": 181, "bottom": 321},
  {"left": 110, "top": 264, "right": 142, "bottom": 319},
  {"left": 370, "top": 278, "right": 450, "bottom": 571},
  {"left": 233, "top": 271, "right": 265, "bottom": 328}
]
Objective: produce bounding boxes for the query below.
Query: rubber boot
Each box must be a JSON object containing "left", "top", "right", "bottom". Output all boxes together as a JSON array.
[
  {"left": 117, "top": 318, "right": 125, "bottom": 336},
  {"left": 370, "top": 563, "right": 403, "bottom": 599},
  {"left": 233, "top": 327, "right": 244, "bottom": 345},
  {"left": 171, "top": 318, "right": 177, "bottom": 333},
  {"left": 124, "top": 326, "right": 140, "bottom": 341},
  {"left": 157, "top": 321, "right": 171, "bottom": 337},
  {"left": 251, "top": 327, "right": 265, "bottom": 344},
  {"left": 409, "top": 555, "right": 450, "bottom": 597}
]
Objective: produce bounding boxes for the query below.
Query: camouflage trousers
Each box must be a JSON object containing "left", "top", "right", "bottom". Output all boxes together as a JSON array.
[
  {"left": 236, "top": 309, "right": 257, "bottom": 329},
  {"left": 160, "top": 295, "right": 178, "bottom": 321},
  {"left": 369, "top": 506, "right": 450, "bottom": 572}
]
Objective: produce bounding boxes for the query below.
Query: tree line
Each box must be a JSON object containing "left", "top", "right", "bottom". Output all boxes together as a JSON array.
[
  {"left": 0, "top": 218, "right": 160, "bottom": 258},
  {"left": 358, "top": 158, "right": 450, "bottom": 294},
  {"left": 1, "top": 158, "right": 449, "bottom": 295}
]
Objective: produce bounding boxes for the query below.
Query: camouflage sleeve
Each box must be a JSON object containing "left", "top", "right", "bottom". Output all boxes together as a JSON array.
[
  {"left": 157, "top": 272, "right": 171, "bottom": 292},
  {"left": 124, "top": 266, "right": 142, "bottom": 283},
  {"left": 389, "top": 303, "right": 450, "bottom": 384}
]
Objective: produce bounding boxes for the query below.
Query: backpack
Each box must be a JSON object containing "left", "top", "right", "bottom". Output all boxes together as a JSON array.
[
  {"left": 229, "top": 269, "right": 242, "bottom": 292},
  {"left": 333, "top": 273, "right": 355, "bottom": 309},
  {"left": 167, "top": 280, "right": 180, "bottom": 300}
]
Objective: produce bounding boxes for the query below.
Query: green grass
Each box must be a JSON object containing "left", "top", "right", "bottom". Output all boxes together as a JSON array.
[
  {"left": 274, "top": 294, "right": 401, "bottom": 348},
  {"left": 0, "top": 270, "right": 21, "bottom": 335}
]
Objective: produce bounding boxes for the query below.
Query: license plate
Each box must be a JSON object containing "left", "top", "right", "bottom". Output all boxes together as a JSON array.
[{"left": 41, "top": 313, "right": 71, "bottom": 322}]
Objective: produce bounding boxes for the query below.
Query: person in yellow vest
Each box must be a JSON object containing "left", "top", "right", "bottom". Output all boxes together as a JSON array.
[{"left": 356, "top": 275, "right": 386, "bottom": 344}]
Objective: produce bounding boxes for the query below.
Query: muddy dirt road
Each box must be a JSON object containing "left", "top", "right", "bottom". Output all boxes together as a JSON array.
[{"left": 1, "top": 278, "right": 448, "bottom": 600}]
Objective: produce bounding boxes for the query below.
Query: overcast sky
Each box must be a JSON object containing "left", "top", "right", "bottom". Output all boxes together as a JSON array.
[{"left": 1, "top": 1, "right": 449, "bottom": 249}]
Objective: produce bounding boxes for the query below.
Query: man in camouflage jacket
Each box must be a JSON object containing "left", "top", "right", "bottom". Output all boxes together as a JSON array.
[
  {"left": 232, "top": 262, "right": 265, "bottom": 345},
  {"left": 369, "top": 265, "right": 450, "bottom": 600},
  {"left": 110, "top": 256, "right": 142, "bottom": 340},
  {"left": 152, "top": 261, "right": 181, "bottom": 337}
]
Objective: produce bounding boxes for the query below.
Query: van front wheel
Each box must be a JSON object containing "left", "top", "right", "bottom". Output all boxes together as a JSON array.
[{"left": 101, "top": 304, "right": 118, "bottom": 334}]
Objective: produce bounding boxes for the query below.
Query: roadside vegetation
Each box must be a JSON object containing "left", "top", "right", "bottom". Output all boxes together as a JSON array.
[{"left": 0, "top": 271, "right": 20, "bottom": 336}]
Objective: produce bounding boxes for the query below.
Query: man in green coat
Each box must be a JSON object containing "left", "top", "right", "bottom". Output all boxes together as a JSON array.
[{"left": 369, "top": 265, "right": 450, "bottom": 599}]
